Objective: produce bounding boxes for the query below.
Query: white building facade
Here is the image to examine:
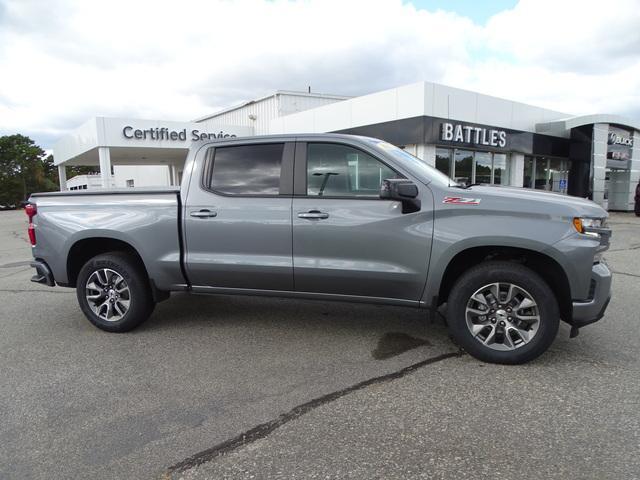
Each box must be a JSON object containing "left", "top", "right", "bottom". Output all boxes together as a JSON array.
[
  {"left": 53, "top": 116, "right": 253, "bottom": 189},
  {"left": 54, "top": 82, "right": 640, "bottom": 211}
]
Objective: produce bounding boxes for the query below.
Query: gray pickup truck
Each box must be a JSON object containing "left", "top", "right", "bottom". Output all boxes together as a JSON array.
[{"left": 27, "top": 134, "right": 612, "bottom": 364}]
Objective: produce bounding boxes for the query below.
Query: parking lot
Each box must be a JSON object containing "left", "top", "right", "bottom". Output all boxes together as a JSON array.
[{"left": 0, "top": 209, "right": 639, "bottom": 479}]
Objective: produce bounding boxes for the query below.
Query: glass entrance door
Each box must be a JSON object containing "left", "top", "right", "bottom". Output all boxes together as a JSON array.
[{"left": 524, "top": 156, "right": 570, "bottom": 193}]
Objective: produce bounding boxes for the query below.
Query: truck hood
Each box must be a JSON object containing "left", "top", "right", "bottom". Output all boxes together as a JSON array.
[{"left": 446, "top": 185, "right": 607, "bottom": 219}]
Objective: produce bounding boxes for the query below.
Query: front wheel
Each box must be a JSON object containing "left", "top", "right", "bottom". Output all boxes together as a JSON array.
[
  {"left": 447, "top": 261, "right": 559, "bottom": 364},
  {"left": 76, "top": 252, "right": 155, "bottom": 332}
]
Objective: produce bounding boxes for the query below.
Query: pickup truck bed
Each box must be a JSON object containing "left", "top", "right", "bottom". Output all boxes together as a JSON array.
[{"left": 30, "top": 188, "right": 186, "bottom": 293}]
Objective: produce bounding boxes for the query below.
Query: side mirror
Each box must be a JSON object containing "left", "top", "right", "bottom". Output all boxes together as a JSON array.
[{"left": 380, "top": 179, "right": 421, "bottom": 213}]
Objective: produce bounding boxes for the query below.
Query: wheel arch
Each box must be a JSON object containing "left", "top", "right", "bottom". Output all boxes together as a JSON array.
[
  {"left": 66, "top": 237, "right": 148, "bottom": 288},
  {"left": 436, "top": 245, "right": 572, "bottom": 322}
]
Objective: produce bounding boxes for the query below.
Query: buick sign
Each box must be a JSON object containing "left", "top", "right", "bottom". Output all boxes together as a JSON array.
[
  {"left": 440, "top": 122, "right": 507, "bottom": 148},
  {"left": 608, "top": 131, "right": 633, "bottom": 147}
]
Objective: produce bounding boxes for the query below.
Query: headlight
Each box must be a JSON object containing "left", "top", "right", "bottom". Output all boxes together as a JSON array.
[{"left": 573, "top": 217, "right": 606, "bottom": 236}]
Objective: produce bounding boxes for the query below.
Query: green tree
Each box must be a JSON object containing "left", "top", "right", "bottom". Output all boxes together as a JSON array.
[{"left": 0, "top": 134, "right": 58, "bottom": 206}]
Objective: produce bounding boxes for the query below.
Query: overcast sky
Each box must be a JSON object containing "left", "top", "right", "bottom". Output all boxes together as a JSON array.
[{"left": 1, "top": 0, "right": 639, "bottom": 149}]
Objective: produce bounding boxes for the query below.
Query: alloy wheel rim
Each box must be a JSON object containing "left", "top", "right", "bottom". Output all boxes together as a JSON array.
[
  {"left": 85, "top": 268, "right": 131, "bottom": 322},
  {"left": 465, "top": 282, "right": 540, "bottom": 351}
]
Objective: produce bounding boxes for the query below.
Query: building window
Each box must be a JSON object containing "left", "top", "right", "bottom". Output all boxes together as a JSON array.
[
  {"left": 126, "top": 179, "right": 135, "bottom": 188},
  {"left": 523, "top": 157, "right": 534, "bottom": 188},
  {"left": 207, "top": 143, "right": 284, "bottom": 195},
  {"left": 549, "top": 159, "right": 569, "bottom": 193},
  {"left": 535, "top": 158, "right": 548, "bottom": 189},
  {"left": 493, "top": 153, "right": 508, "bottom": 185},
  {"left": 474, "top": 151, "right": 492, "bottom": 184},
  {"left": 435, "top": 148, "right": 451, "bottom": 177},
  {"left": 454, "top": 149, "right": 474, "bottom": 185},
  {"left": 435, "top": 148, "right": 510, "bottom": 186},
  {"left": 524, "top": 156, "right": 570, "bottom": 193},
  {"left": 306, "top": 143, "right": 400, "bottom": 197}
]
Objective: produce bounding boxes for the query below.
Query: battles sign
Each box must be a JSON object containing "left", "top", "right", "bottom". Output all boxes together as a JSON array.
[{"left": 440, "top": 122, "right": 507, "bottom": 148}]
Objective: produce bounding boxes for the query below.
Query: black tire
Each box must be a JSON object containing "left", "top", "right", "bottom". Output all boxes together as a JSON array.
[
  {"left": 447, "top": 261, "right": 559, "bottom": 365},
  {"left": 76, "top": 252, "right": 155, "bottom": 332}
]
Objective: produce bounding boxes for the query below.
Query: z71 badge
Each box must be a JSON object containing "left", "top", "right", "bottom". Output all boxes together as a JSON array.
[{"left": 442, "top": 196, "right": 481, "bottom": 205}]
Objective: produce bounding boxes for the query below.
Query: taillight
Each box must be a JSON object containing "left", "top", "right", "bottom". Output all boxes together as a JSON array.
[
  {"left": 25, "top": 203, "right": 37, "bottom": 246},
  {"left": 28, "top": 224, "right": 36, "bottom": 245},
  {"left": 25, "top": 203, "right": 37, "bottom": 221}
]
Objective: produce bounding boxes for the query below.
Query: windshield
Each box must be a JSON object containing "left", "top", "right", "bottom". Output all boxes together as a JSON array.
[{"left": 368, "top": 139, "right": 458, "bottom": 188}]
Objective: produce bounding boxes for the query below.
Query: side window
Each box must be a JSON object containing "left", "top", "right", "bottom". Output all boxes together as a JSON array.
[
  {"left": 208, "top": 143, "right": 284, "bottom": 195},
  {"left": 307, "top": 143, "right": 400, "bottom": 197}
]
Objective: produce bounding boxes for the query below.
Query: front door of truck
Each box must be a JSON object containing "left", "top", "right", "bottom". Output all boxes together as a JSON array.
[
  {"left": 292, "top": 141, "right": 433, "bottom": 302},
  {"left": 184, "top": 141, "right": 294, "bottom": 291}
]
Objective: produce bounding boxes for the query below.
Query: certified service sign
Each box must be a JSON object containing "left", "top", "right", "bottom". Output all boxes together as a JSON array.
[{"left": 122, "top": 126, "right": 237, "bottom": 142}]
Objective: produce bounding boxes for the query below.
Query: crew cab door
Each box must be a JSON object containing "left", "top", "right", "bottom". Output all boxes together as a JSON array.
[
  {"left": 292, "top": 141, "right": 433, "bottom": 302},
  {"left": 184, "top": 141, "right": 294, "bottom": 291}
]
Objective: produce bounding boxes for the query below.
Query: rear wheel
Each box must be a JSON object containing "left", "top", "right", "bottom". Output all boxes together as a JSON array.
[
  {"left": 447, "top": 261, "right": 559, "bottom": 364},
  {"left": 76, "top": 252, "right": 155, "bottom": 332}
]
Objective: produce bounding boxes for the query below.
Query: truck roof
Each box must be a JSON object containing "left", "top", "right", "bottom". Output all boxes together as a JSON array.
[{"left": 189, "top": 132, "right": 382, "bottom": 147}]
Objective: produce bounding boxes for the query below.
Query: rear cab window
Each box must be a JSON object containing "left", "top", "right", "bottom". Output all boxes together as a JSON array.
[{"left": 204, "top": 143, "right": 285, "bottom": 195}]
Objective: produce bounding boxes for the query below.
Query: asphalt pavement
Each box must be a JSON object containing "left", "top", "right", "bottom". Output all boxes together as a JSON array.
[{"left": 0, "top": 210, "right": 638, "bottom": 480}]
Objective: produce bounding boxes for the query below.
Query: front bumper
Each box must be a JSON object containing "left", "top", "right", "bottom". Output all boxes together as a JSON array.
[
  {"left": 30, "top": 259, "right": 55, "bottom": 287},
  {"left": 571, "top": 262, "right": 612, "bottom": 328}
]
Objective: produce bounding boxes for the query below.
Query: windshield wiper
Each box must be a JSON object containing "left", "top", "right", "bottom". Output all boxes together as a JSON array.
[{"left": 451, "top": 183, "right": 482, "bottom": 190}]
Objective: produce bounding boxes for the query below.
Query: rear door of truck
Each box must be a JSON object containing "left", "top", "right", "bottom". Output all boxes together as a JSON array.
[{"left": 184, "top": 140, "right": 295, "bottom": 291}]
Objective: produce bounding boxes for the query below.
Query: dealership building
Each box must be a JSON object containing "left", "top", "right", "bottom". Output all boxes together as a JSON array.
[{"left": 54, "top": 81, "right": 640, "bottom": 211}]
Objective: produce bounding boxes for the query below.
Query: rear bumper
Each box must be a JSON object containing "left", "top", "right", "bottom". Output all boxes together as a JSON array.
[
  {"left": 570, "top": 262, "right": 612, "bottom": 328},
  {"left": 30, "top": 260, "right": 55, "bottom": 287}
]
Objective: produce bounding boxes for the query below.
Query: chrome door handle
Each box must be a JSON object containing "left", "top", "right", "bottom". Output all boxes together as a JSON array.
[
  {"left": 190, "top": 209, "right": 217, "bottom": 218},
  {"left": 298, "top": 211, "right": 329, "bottom": 220}
]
